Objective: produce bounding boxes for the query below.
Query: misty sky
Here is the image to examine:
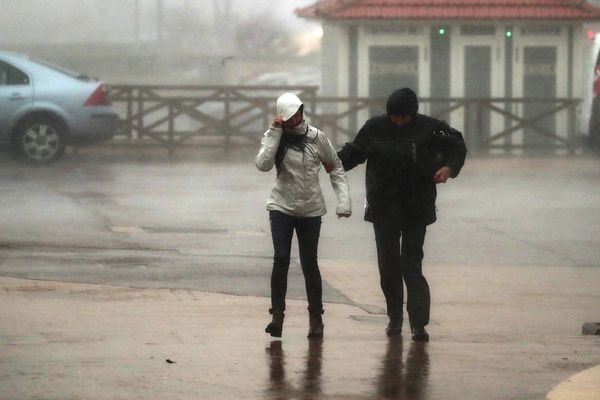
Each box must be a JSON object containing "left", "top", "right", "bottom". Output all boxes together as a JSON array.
[
  {"left": 171, "top": 0, "right": 319, "bottom": 32},
  {"left": 232, "top": 0, "right": 314, "bottom": 18},
  {"left": 0, "top": 0, "right": 320, "bottom": 45}
]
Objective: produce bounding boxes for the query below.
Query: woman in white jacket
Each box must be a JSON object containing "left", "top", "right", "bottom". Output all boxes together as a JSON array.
[{"left": 256, "top": 92, "right": 351, "bottom": 338}]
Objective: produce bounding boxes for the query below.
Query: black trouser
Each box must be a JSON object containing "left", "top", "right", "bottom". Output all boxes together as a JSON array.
[
  {"left": 269, "top": 210, "right": 323, "bottom": 316},
  {"left": 373, "top": 220, "right": 430, "bottom": 328}
]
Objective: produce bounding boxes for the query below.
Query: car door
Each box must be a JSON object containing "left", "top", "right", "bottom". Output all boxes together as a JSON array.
[{"left": 0, "top": 59, "right": 33, "bottom": 142}]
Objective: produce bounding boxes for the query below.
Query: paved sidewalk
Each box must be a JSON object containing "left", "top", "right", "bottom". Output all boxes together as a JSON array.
[
  {"left": 547, "top": 365, "right": 600, "bottom": 400},
  {"left": 1, "top": 270, "right": 598, "bottom": 400}
]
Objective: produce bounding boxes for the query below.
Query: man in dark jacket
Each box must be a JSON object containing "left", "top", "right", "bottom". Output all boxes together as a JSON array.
[{"left": 337, "top": 88, "right": 467, "bottom": 341}]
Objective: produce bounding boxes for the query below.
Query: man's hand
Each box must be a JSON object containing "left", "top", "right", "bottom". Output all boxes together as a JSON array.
[
  {"left": 337, "top": 213, "right": 351, "bottom": 218},
  {"left": 434, "top": 166, "right": 453, "bottom": 184},
  {"left": 323, "top": 162, "right": 334, "bottom": 173},
  {"left": 273, "top": 115, "right": 284, "bottom": 128}
]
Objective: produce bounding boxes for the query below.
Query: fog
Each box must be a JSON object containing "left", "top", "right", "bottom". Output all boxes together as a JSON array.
[
  {"left": 0, "top": 0, "right": 320, "bottom": 84},
  {"left": 0, "top": 0, "right": 317, "bottom": 42}
]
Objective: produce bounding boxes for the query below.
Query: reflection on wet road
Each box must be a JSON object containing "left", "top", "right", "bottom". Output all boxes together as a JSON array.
[
  {"left": 265, "top": 338, "right": 430, "bottom": 400},
  {"left": 377, "top": 338, "right": 429, "bottom": 400},
  {"left": 266, "top": 339, "right": 323, "bottom": 399}
]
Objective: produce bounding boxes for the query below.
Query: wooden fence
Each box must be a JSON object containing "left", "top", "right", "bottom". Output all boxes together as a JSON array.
[{"left": 110, "top": 84, "right": 582, "bottom": 154}]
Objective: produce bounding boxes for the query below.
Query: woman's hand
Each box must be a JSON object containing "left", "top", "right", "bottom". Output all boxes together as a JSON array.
[{"left": 273, "top": 115, "right": 284, "bottom": 128}]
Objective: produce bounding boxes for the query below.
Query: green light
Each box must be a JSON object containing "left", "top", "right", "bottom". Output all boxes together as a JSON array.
[
  {"left": 506, "top": 30, "right": 513, "bottom": 38},
  {"left": 438, "top": 27, "right": 446, "bottom": 35}
]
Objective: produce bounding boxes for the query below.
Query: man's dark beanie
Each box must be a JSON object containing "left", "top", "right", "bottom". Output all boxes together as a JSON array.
[{"left": 386, "top": 87, "right": 419, "bottom": 116}]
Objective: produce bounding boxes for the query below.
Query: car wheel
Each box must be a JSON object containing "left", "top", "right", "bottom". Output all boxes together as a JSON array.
[{"left": 13, "top": 118, "right": 66, "bottom": 163}]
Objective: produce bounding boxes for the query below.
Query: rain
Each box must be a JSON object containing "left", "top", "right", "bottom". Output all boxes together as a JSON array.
[{"left": 1, "top": 1, "right": 600, "bottom": 399}]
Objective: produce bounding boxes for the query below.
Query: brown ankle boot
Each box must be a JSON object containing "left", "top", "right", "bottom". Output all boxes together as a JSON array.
[
  {"left": 307, "top": 314, "right": 324, "bottom": 338},
  {"left": 265, "top": 311, "right": 284, "bottom": 338}
]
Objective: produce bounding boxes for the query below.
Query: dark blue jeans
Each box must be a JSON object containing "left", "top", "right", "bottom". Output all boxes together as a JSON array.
[
  {"left": 373, "top": 220, "right": 430, "bottom": 328},
  {"left": 269, "top": 210, "right": 323, "bottom": 316}
]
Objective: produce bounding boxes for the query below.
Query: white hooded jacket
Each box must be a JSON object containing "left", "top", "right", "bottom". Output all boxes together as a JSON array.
[{"left": 255, "top": 93, "right": 351, "bottom": 217}]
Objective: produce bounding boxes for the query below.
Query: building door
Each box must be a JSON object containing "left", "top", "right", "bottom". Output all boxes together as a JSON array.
[
  {"left": 512, "top": 27, "right": 567, "bottom": 153},
  {"left": 369, "top": 46, "right": 419, "bottom": 96},
  {"left": 368, "top": 46, "right": 419, "bottom": 116},
  {"left": 464, "top": 46, "right": 492, "bottom": 140},
  {"left": 450, "top": 26, "right": 505, "bottom": 150},
  {"left": 522, "top": 47, "right": 557, "bottom": 150}
]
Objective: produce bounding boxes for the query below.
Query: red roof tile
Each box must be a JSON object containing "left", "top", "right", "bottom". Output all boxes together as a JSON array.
[{"left": 296, "top": 0, "right": 600, "bottom": 20}]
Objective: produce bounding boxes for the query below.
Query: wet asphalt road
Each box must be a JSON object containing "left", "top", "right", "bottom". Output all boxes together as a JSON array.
[
  {"left": 0, "top": 148, "right": 352, "bottom": 303},
  {"left": 1, "top": 147, "right": 600, "bottom": 399},
  {"left": 2, "top": 149, "right": 599, "bottom": 295}
]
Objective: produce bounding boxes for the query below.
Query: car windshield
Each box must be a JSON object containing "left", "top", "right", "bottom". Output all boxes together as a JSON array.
[{"left": 29, "top": 56, "right": 93, "bottom": 81}]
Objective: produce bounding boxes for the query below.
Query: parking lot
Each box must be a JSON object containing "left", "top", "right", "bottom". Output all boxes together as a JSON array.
[{"left": 1, "top": 147, "right": 599, "bottom": 399}]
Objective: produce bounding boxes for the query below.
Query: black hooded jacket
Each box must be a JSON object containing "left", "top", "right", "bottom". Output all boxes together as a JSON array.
[{"left": 337, "top": 113, "right": 467, "bottom": 225}]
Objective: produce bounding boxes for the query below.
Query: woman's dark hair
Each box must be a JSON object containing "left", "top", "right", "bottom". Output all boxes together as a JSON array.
[
  {"left": 275, "top": 128, "right": 308, "bottom": 176},
  {"left": 274, "top": 106, "right": 319, "bottom": 175}
]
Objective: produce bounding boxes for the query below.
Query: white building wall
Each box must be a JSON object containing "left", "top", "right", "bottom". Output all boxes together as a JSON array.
[
  {"left": 336, "top": 25, "right": 350, "bottom": 98},
  {"left": 580, "top": 23, "right": 600, "bottom": 134},
  {"left": 317, "top": 23, "right": 353, "bottom": 142},
  {"left": 574, "top": 25, "right": 589, "bottom": 136},
  {"left": 321, "top": 24, "right": 341, "bottom": 97}
]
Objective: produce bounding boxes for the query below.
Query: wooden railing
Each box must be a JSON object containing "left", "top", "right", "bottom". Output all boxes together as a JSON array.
[
  {"left": 110, "top": 85, "right": 582, "bottom": 154},
  {"left": 110, "top": 85, "right": 319, "bottom": 154}
]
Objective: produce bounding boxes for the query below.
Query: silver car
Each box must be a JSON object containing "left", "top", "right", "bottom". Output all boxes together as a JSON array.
[{"left": 0, "top": 51, "right": 119, "bottom": 163}]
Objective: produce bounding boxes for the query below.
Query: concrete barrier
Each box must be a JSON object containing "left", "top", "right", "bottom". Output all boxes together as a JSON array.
[{"left": 582, "top": 322, "right": 600, "bottom": 335}]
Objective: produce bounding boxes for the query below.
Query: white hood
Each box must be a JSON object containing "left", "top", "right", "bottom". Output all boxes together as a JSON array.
[{"left": 276, "top": 92, "right": 303, "bottom": 121}]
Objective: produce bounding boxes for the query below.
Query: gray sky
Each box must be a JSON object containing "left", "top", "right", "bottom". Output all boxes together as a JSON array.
[
  {"left": 226, "top": 0, "right": 318, "bottom": 32},
  {"left": 0, "top": 0, "right": 320, "bottom": 44}
]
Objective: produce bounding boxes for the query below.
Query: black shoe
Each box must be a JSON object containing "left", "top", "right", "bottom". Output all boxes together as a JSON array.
[
  {"left": 411, "top": 326, "right": 429, "bottom": 342},
  {"left": 265, "top": 311, "right": 284, "bottom": 338},
  {"left": 307, "top": 315, "right": 324, "bottom": 339},
  {"left": 386, "top": 319, "right": 402, "bottom": 336}
]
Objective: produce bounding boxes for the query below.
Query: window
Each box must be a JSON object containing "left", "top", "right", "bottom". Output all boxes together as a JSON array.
[{"left": 0, "top": 60, "right": 30, "bottom": 85}]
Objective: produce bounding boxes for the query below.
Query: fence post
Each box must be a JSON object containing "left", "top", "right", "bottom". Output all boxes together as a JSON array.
[
  {"left": 331, "top": 114, "right": 339, "bottom": 148},
  {"left": 224, "top": 89, "right": 231, "bottom": 150},
  {"left": 465, "top": 100, "right": 478, "bottom": 154},
  {"left": 567, "top": 100, "right": 576, "bottom": 154},
  {"left": 126, "top": 87, "right": 133, "bottom": 141},
  {"left": 308, "top": 88, "right": 317, "bottom": 123},
  {"left": 263, "top": 97, "right": 270, "bottom": 134},
  {"left": 477, "top": 100, "right": 484, "bottom": 154},
  {"left": 168, "top": 100, "right": 175, "bottom": 157},
  {"left": 137, "top": 88, "right": 144, "bottom": 140},
  {"left": 349, "top": 98, "right": 357, "bottom": 136}
]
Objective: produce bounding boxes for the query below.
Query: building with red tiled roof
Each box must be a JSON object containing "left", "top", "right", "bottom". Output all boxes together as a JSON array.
[
  {"left": 297, "top": 0, "right": 600, "bottom": 153},
  {"left": 298, "top": 0, "right": 600, "bottom": 21}
]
